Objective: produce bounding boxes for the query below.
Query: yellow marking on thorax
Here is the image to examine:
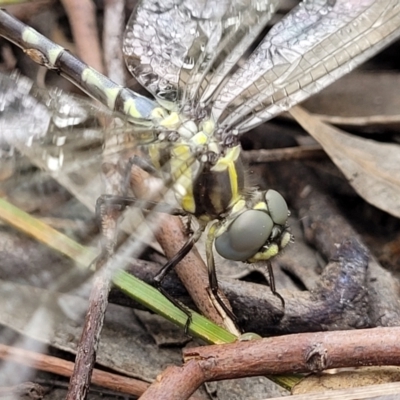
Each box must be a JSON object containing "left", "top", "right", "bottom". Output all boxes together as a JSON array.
[
  {"left": 201, "top": 119, "right": 215, "bottom": 135},
  {"left": 151, "top": 107, "right": 169, "bottom": 121},
  {"left": 171, "top": 143, "right": 192, "bottom": 160},
  {"left": 148, "top": 144, "right": 162, "bottom": 170},
  {"left": 159, "top": 111, "right": 181, "bottom": 129},
  {"left": 231, "top": 199, "right": 246, "bottom": 214},
  {"left": 212, "top": 145, "right": 241, "bottom": 203},
  {"left": 170, "top": 144, "right": 196, "bottom": 214},
  {"left": 181, "top": 193, "right": 196, "bottom": 214},
  {"left": 253, "top": 202, "right": 268, "bottom": 211},
  {"left": 192, "top": 131, "right": 208, "bottom": 146}
]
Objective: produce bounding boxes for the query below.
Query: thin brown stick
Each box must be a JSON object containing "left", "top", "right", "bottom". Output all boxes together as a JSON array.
[
  {"left": 285, "top": 382, "right": 400, "bottom": 400},
  {"left": 139, "top": 360, "right": 205, "bottom": 400},
  {"left": 60, "top": 0, "right": 104, "bottom": 73},
  {"left": 4, "top": 0, "right": 55, "bottom": 22},
  {"left": 316, "top": 113, "right": 400, "bottom": 127},
  {"left": 0, "top": 343, "right": 149, "bottom": 396},
  {"left": 242, "top": 144, "right": 326, "bottom": 163},
  {"left": 103, "top": 0, "right": 126, "bottom": 84},
  {"left": 66, "top": 267, "right": 112, "bottom": 400},
  {"left": 66, "top": 156, "right": 129, "bottom": 399}
]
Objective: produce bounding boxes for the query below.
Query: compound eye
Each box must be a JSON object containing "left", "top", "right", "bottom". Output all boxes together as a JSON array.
[
  {"left": 215, "top": 210, "right": 273, "bottom": 261},
  {"left": 265, "top": 190, "right": 288, "bottom": 226}
]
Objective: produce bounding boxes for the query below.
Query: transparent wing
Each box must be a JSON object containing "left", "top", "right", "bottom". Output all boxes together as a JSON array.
[
  {"left": 0, "top": 71, "right": 164, "bottom": 301},
  {"left": 210, "top": 0, "right": 400, "bottom": 133},
  {"left": 1, "top": 71, "right": 171, "bottom": 200},
  {"left": 1, "top": 72, "right": 119, "bottom": 211},
  {"left": 0, "top": 72, "right": 167, "bottom": 384},
  {"left": 0, "top": 72, "right": 101, "bottom": 383},
  {"left": 123, "top": 0, "right": 280, "bottom": 109}
]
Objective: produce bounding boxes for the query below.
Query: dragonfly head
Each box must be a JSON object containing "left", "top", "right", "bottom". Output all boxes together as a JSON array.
[{"left": 214, "top": 190, "right": 292, "bottom": 263}]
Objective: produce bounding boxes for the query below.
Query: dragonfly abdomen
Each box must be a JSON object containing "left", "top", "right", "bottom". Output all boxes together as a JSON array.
[{"left": 0, "top": 10, "right": 162, "bottom": 123}]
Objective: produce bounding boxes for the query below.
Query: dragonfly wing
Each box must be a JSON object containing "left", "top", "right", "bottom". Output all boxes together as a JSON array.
[
  {"left": 0, "top": 72, "right": 134, "bottom": 212},
  {"left": 123, "top": 0, "right": 280, "bottom": 109},
  {"left": 211, "top": 0, "right": 400, "bottom": 133}
]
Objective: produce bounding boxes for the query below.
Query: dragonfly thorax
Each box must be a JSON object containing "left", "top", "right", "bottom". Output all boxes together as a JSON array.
[
  {"left": 147, "top": 107, "right": 292, "bottom": 263},
  {"left": 167, "top": 121, "right": 244, "bottom": 221}
]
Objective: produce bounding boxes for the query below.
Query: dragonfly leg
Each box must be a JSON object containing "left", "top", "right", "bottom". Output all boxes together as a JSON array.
[
  {"left": 266, "top": 261, "right": 285, "bottom": 309},
  {"left": 184, "top": 215, "right": 193, "bottom": 236},
  {"left": 153, "top": 226, "right": 204, "bottom": 332},
  {"left": 153, "top": 227, "right": 204, "bottom": 284},
  {"left": 206, "top": 223, "right": 238, "bottom": 323},
  {"left": 156, "top": 284, "right": 193, "bottom": 333},
  {"left": 96, "top": 194, "right": 203, "bottom": 332},
  {"left": 118, "top": 154, "right": 161, "bottom": 197},
  {"left": 125, "top": 155, "right": 160, "bottom": 180},
  {"left": 95, "top": 195, "right": 129, "bottom": 258},
  {"left": 96, "top": 194, "right": 187, "bottom": 216}
]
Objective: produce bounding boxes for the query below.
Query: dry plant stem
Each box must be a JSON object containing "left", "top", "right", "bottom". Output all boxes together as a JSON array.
[
  {"left": 60, "top": 0, "right": 104, "bottom": 73},
  {"left": 66, "top": 266, "right": 112, "bottom": 400},
  {"left": 103, "top": 0, "right": 125, "bottom": 84},
  {"left": 316, "top": 113, "right": 400, "bottom": 127},
  {"left": 66, "top": 198, "right": 121, "bottom": 399},
  {"left": 4, "top": 0, "right": 55, "bottom": 21},
  {"left": 275, "top": 161, "right": 400, "bottom": 326},
  {"left": 129, "top": 165, "right": 231, "bottom": 329},
  {"left": 282, "top": 382, "right": 400, "bottom": 400},
  {"left": 242, "top": 144, "right": 326, "bottom": 163},
  {"left": 140, "top": 360, "right": 205, "bottom": 400},
  {"left": 141, "top": 326, "right": 400, "bottom": 400},
  {"left": 183, "top": 327, "right": 400, "bottom": 378},
  {"left": 66, "top": 148, "right": 130, "bottom": 397},
  {"left": 0, "top": 343, "right": 149, "bottom": 396}
]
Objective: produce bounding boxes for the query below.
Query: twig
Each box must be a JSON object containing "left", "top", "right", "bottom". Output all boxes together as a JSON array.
[
  {"left": 60, "top": 0, "right": 104, "bottom": 73},
  {"left": 282, "top": 381, "right": 400, "bottom": 400},
  {"left": 66, "top": 266, "right": 112, "bottom": 400},
  {"left": 139, "top": 360, "right": 205, "bottom": 400},
  {"left": 103, "top": 0, "right": 125, "bottom": 84},
  {"left": 4, "top": 0, "right": 54, "bottom": 22},
  {"left": 141, "top": 326, "right": 400, "bottom": 400},
  {"left": 186, "top": 327, "right": 400, "bottom": 377},
  {"left": 242, "top": 144, "right": 326, "bottom": 163},
  {"left": 66, "top": 107, "right": 129, "bottom": 398},
  {"left": 0, "top": 343, "right": 149, "bottom": 396},
  {"left": 315, "top": 113, "right": 400, "bottom": 127},
  {"left": 222, "top": 238, "right": 370, "bottom": 334}
]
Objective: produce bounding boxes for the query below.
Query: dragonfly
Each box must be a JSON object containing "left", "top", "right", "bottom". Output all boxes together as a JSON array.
[{"left": 1, "top": 0, "right": 400, "bottom": 333}]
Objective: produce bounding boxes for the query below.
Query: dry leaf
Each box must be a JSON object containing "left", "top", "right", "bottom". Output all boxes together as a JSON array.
[
  {"left": 290, "top": 106, "right": 400, "bottom": 218},
  {"left": 293, "top": 366, "right": 400, "bottom": 394}
]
